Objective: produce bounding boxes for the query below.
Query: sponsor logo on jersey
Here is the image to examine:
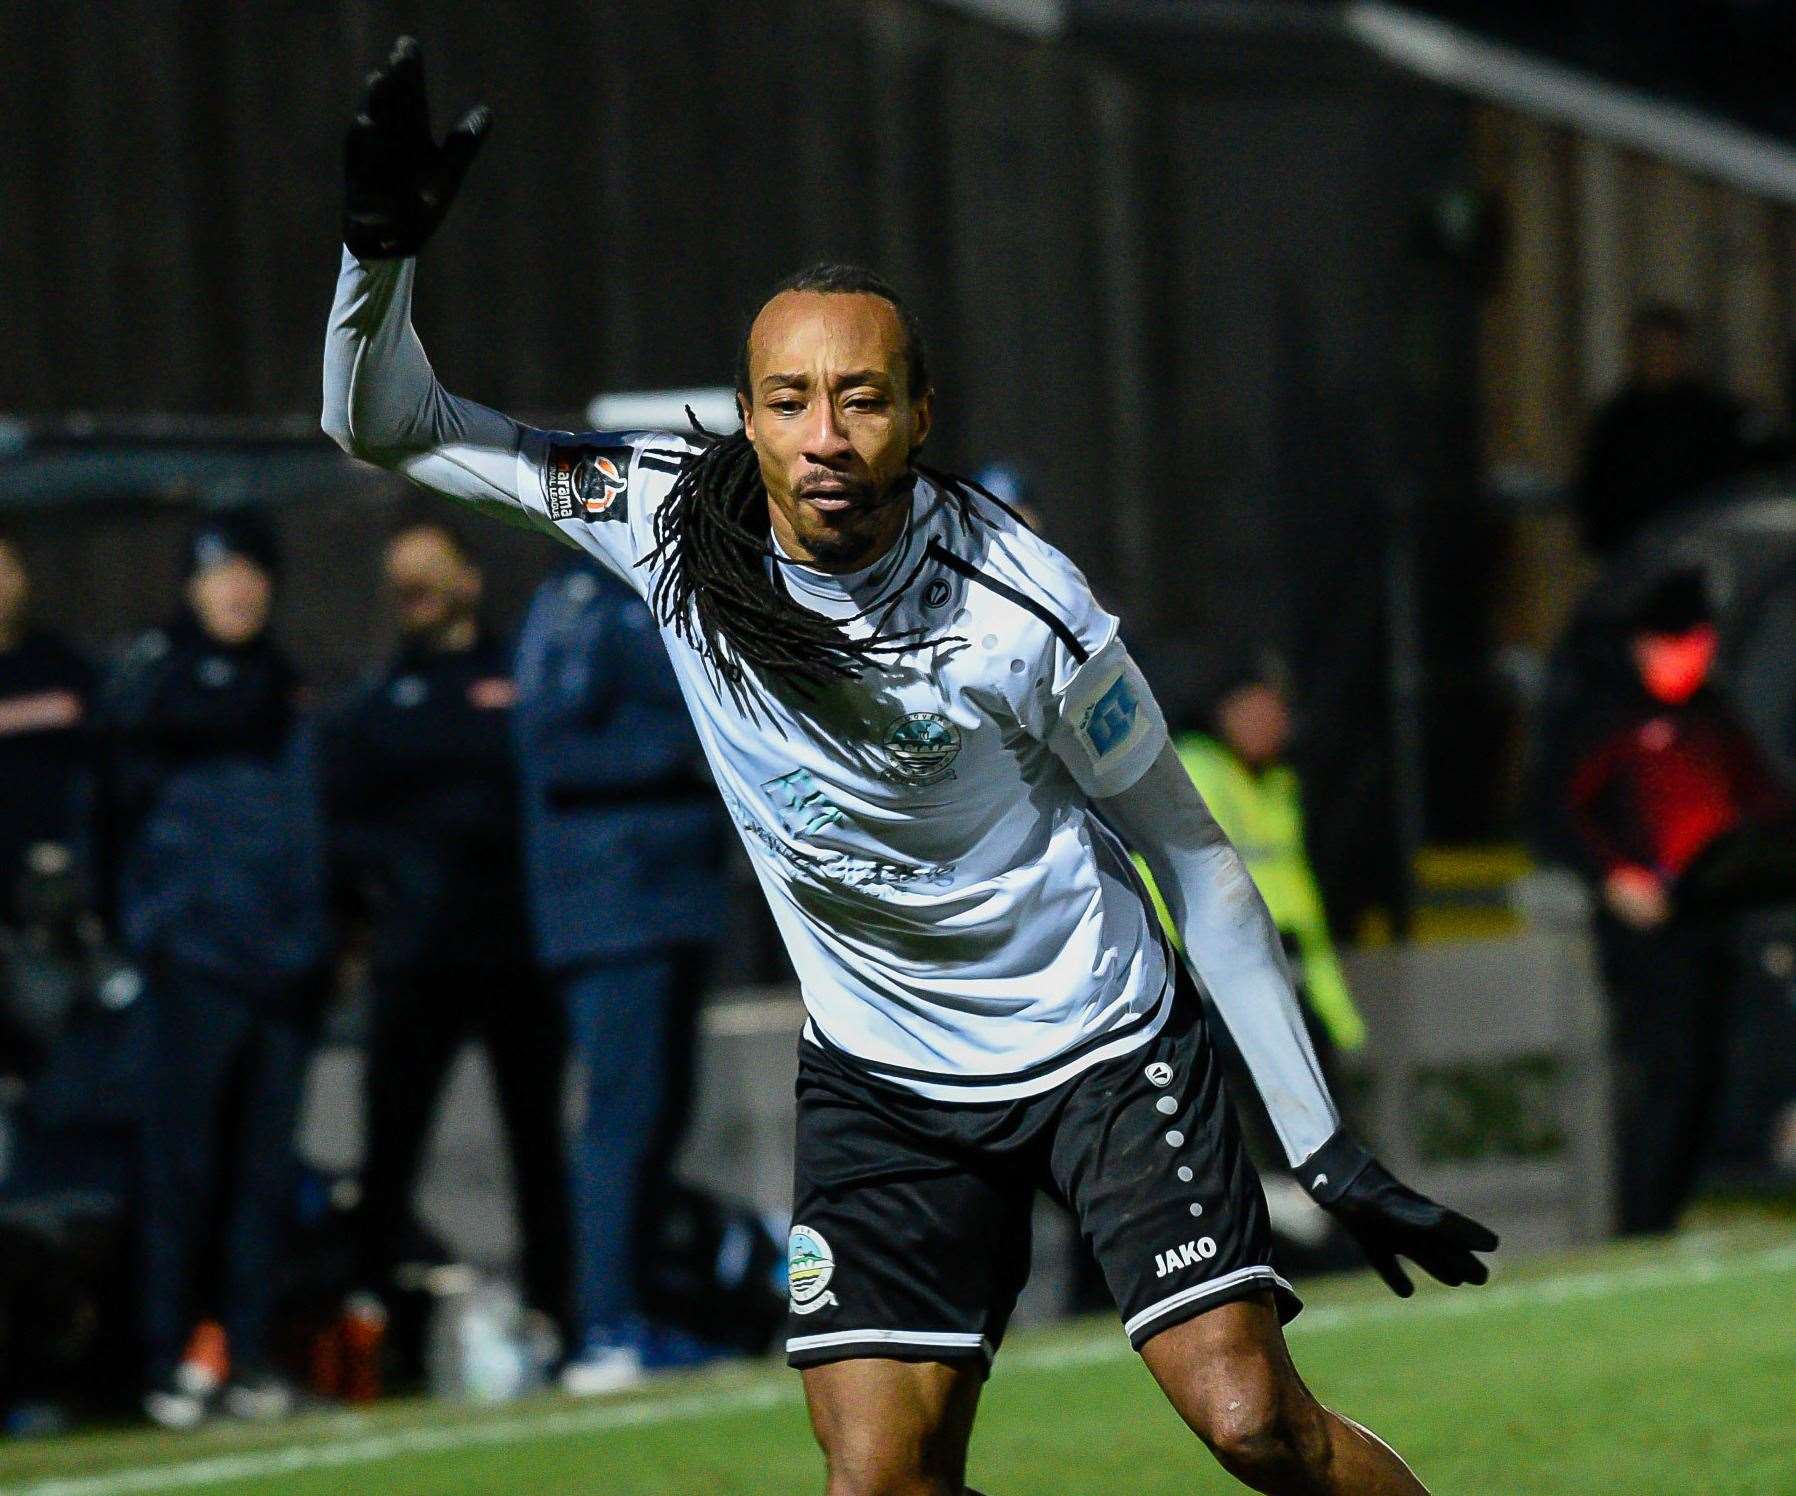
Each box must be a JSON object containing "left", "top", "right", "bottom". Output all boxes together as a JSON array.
[
  {"left": 726, "top": 791, "right": 956, "bottom": 892},
  {"left": 1153, "top": 1237, "right": 1217, "bottom": 1278},
  {"left": 765, "top": 768, "right": 847, "bottom": 838},
  {"left": 1080, "top": 670, "right": 1140, "bottom": 758},
  {"left": 882, "top": 712, "right": 962, "bottom": 785},
  {"left": 788, "top": 1225, "right": 838, "bottom": 1313},
  {"left": 544, "top": 442, "right": 631, "bottom": 523}
]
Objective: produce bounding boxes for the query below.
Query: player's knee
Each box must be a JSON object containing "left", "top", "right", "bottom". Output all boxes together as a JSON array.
[{"left": 1192, "top": 1372, "right": 1329, "bottom": 1480}]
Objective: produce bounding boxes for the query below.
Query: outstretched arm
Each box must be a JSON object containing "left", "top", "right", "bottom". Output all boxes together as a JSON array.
[
  {"left": 1100, "top": 745, "right": 1338, "bottom": 1165},
  {"left": 321, "top": 37, "right": 560, "bottom": 540},
  {"left": 1100, "top": 741, "right": 1498, "bottom": 1296},
  {"left": 323, "top": 247, "right": 557, "bottom": 540}
]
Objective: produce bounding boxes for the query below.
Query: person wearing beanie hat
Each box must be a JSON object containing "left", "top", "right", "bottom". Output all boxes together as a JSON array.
[
  {"left": 183, "top": 511, "right": 282, "bottom": 587},
  {"left": 95, "top": 508, "right": 327, "bottom": 1427},
  {"left": 1562, "top": 566, "right": 1792, "bottom": 1233}
]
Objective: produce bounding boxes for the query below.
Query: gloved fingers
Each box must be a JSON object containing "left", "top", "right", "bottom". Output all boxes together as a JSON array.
[
  {"left": 386, "top": 36, "right": 431, "bottom": 139},
  {"left": 1375, "top": 1183, "right": 1501, "bottom": 1256},
  {"left": 363, "top": 63, "right": 401, "bottom": 134},
  {"left": 344, "top": 113, "right": 377, "bottom": 176},
  {"left": 1433, "top": 1206, "right": 1500, "bottom": 1254},
  {"left": 388, "top": 35, "right": 424, "bottom": 85},
  {"left": 440, "top": 105, "right": 492, "bottom": 181},
  {"left": 415, "top": 106, "right": 489, "bottom": 217},
  {"left": 1396, "top": 1223, "right": 1496, "bottom": 1287},
  {"left": 1403, "top": 1242, "right": 1474, "bottom": 1288},
  {"left": 1363, "top": 1243, "right": 1414, "bottom": 1298}
]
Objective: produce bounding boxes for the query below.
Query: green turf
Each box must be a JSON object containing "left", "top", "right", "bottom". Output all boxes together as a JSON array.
[{"left": 2, "top": 1224, "right": 1792, "bottom": 1495}]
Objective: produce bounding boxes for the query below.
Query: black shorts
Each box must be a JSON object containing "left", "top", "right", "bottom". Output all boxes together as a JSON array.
[{"left": 785, "top": 972, "right": 1300, "bottom": 1371}]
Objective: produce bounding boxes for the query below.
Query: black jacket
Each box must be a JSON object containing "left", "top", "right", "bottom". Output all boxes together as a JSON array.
[
  {"left": 326, "top": 631, "right": 529, "bottom": 973},
  {"left": 97, "top": 617, "right": 327, "bottom": 987},
  {"left": 0, "top": 631, "right": 93, "bottom": 923}
]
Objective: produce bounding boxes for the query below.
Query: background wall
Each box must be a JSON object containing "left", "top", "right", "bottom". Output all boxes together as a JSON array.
[
  {"left": 1476, "top": 105, "right": 1796, "bottom": 657},
  {"left": 2, "top": 1, "right": 1485, "bottom": 916}
]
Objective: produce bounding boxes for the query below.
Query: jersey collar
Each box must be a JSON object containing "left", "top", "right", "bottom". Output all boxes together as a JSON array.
[{"left": 769, "top": 477, "right": 938, "bottom": 621}]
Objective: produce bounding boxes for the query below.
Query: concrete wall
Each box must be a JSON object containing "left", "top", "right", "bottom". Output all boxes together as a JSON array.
[{"left": 299, "top": 915, "right": 1614, "bottom": 1298}]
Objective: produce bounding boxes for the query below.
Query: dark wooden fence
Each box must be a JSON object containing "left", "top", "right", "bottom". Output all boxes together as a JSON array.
[{"left": 2, "top": 1, "right": 1483, "bottom": 913}]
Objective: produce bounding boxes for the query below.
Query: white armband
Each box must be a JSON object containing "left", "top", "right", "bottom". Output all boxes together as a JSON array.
[{"left": 1049, "top": 642, "right": 1166, "bottom": 799}]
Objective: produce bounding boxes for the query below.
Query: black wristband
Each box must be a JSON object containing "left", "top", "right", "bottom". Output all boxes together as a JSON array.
[{"left": 1296, "top": 1128, "right": 1374, "bottom": 1205}]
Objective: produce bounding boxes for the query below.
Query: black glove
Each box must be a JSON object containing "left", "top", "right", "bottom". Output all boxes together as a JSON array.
[
  {"left": 1299, "top": 1130, "right": 1499, "bottom": 1297},
  {"left": 343, "top": 36, "right": 491, "bottom": 259}
]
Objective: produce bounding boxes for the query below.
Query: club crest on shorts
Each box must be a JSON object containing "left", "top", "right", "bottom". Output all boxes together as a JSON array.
[{"left": 788, "top": 1225, "right": 838, "bottom": 1314}]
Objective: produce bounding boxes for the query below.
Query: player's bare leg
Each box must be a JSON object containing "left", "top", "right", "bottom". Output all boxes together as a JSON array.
[
  {"left": 1140, "top": 1295, "right": 1427, "bottom": 1495},
  {"left": 802, "top": 1358, "right": 986, "bottom": 1496}
]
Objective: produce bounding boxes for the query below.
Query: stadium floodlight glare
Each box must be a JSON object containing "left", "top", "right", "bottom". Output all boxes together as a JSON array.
[{"left": 585, "top": 387, "right": 740, "bottom": 436}]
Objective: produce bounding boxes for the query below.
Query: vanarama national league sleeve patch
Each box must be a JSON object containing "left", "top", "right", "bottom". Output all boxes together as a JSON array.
[
  {"left": 1052, "top": 643, "right": 1167, "bottom": 799},
  {"left": 542, "top": 441, "right": 632, "bottom": 524}
]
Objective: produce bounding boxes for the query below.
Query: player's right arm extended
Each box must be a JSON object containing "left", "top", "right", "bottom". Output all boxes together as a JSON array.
[
  {"left": 322, "top": 248, "right": 557, "bottom": 541},
  {"left": 321, "top": 36, "right": 561, "bottom": 540}
]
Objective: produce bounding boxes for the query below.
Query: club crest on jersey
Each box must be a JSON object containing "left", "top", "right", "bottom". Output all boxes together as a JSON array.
[
  {"left": 543, "top": 442, "right": 631, "bottom": 523},
  {"left": 882, "top": 712, "right": 962, "bottom": 785},
  {"left": 788, "top": 1225, "right": 838, "bottom": 1314}
]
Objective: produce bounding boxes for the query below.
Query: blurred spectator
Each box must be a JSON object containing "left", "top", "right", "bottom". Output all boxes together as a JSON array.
[
  {"left": 1576, "top": 305, "right": 1755, "bottom": 557},
  {"left": 0, "top": 533, "right": 92, "bottom": 928},
  {"left": 97, "top": 512, "right": 328, "bottom": 1426},
  {"left": 326, "top": 521, "right": 567, "bottom": 1338},
  {"left": 1562, "top": 569, "right": 1793, "bottom": 1234},
  {"left": 513, "top": 559, "right": 727, "bottom": 1394},
  {"left": 1141, "top": 664, "right": 1367, "bottom": 1066}
]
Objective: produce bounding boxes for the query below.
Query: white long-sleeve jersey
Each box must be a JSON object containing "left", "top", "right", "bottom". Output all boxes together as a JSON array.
[{"left": 323, "top": 249, "right": 1339, "bottom": 1161}]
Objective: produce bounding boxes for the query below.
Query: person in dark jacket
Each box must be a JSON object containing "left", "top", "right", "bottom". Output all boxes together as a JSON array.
[
  {"left": 100, "top": 512, "right": 328, "bottom": 1427},
  {"left": 1576, "top": 306, "right": 1756, "bottom": 557},
  {"left": 0, "top": 533, "right": 92, "bottom": 929},
  {"left": 1562, "top": 569, "right": 1792, "bottom": 1235},
  {"left": 513, "top": 558, "right": 727, "bottom": 1394},
  {"left": 327, "top": 520, "right": 567, "bottom": 1334}
]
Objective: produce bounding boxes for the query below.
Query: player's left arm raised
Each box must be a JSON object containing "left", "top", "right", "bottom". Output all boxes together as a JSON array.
[{"left": 1095, "top": 741, "right": 1499, "bottom": 1297}]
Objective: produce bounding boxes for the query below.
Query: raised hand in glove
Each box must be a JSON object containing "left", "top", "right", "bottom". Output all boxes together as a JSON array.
[
  {"left": 1299, "top": 1130, "right": 1499, "bottom": 1297},
  {"left": 344, "top": 36, "right": 491, "bottom": 260}
]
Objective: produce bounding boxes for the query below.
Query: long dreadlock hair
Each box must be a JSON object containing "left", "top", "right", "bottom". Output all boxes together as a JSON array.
[{"left": 644, "top": 264, "right": 1004, "bottom": 702}]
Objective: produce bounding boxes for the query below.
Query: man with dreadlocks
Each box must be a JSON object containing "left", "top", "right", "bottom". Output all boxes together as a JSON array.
[{"left": 324, "top": 39, "right": 1495, "bottom": 1496}]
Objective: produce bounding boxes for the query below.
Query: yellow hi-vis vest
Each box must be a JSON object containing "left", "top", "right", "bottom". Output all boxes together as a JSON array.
[{"left": 1136, "top": 732, "right": 1367, "bottom": 1052}]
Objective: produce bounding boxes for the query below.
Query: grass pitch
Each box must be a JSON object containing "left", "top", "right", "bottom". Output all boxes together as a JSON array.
[{"left": 2, "top": 1221, "right": 1792, "bottom": 1495}]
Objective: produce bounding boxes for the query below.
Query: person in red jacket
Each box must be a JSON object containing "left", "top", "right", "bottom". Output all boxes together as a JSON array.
[{"left": 1565, "top": 569, "right": 1791, "bottom": 1234}]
